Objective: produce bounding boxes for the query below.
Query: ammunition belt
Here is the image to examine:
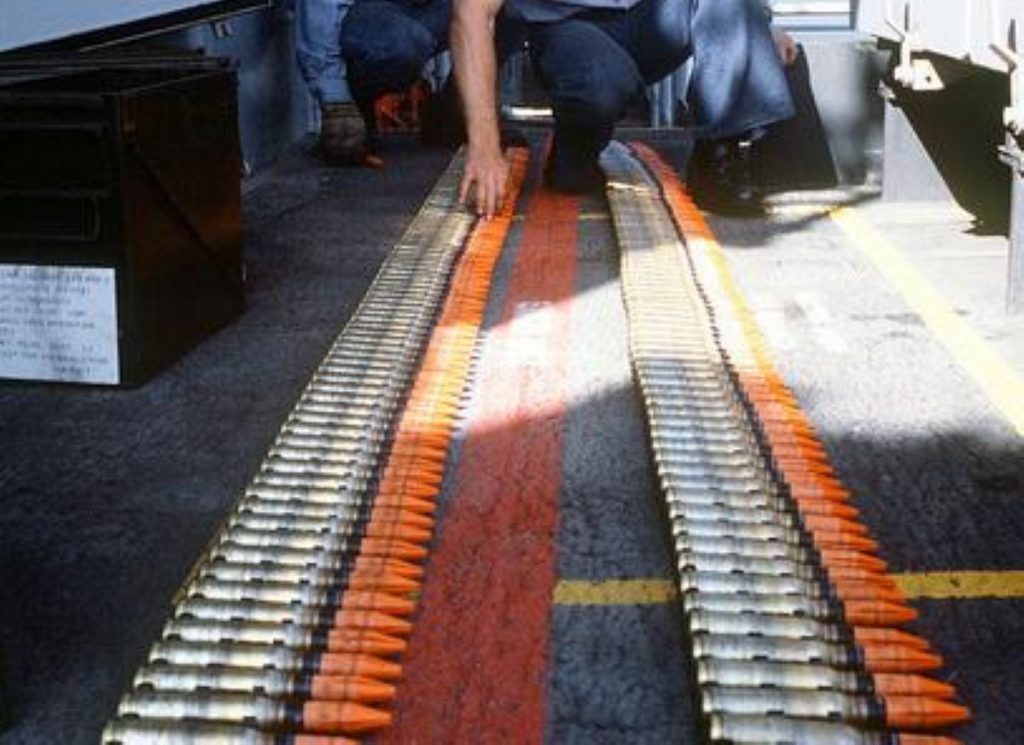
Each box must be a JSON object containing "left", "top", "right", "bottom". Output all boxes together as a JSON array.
[{"left": 607, "top": 141, "right": 967, "bottom": 743}]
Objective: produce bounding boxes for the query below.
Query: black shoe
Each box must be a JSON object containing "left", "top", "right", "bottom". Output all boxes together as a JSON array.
[
  {"left": 544, "top": 135, "right": 607, "bottom": 194},
  {"left": 688, "top": 135, "right": 765, "bottom": 216}
]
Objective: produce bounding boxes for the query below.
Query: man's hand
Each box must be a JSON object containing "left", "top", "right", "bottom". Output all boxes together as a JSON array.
[
  {"left": 460, "top": 143, "right": 509, "bottom": 219},
  {"left": 772, "top": 27, "right": 799, "bottom": 67},
  {"left": 452, "top": 0, "right": 506, "bottom": 218}
]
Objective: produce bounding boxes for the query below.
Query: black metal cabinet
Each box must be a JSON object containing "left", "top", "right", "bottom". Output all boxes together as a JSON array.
[{"left": 0, "top": 60, "right": 244, "bottom": 384}]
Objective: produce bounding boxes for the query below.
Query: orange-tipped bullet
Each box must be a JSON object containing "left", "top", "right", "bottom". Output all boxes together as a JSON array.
[
  {"left": 389, "top": 441, "right": 448, "bottom": 457},
  {"left": 366, "top": 507, "right": 434, "bottom": 530},
  {"left": 327, "top": 628, "right": 408, "bottom": 655},
  {"left": 363, "top": 521, "right": 432, "bottom": 544},
  {"left": 833, "top": 580, "right": 907, "bottom": 604},
  {"left": 873, "top": 673, "right": 957, "bottom": 699},
  {"left": 340, "top": 591, "right": 417, "bottom": 615},
  {"left": 793, "top": 500, "right": 859, "bottom": 519},
  {"left": 375, "top": 480, "right": 438, "bottom": 498},
  {"left": 883, "top": 696, "right": 971, "bottom": 729},
  {"left": 844, "top": 599, "right": 919, "bottom": 626},
  {"left": 804, "top": 515, "right": 871, "bottom": 536},
  {"left": 356, "top": 537, "right": 428, "bottom": 561},
  {"left": 302, "top": 700, "right": 392, "bottom": 734},
  {"left": 862, "top": 643, "right": 944, "bottom": 673},
  {"left": 347, "top": 571, "right": 421, "bottom": 594},
  {"left": 820, "top": 549, "right": 888, "bottom": 572},
  {"left": 333, "top": 608, "right": 413, "bottom": 636},
  {"left": 317, "top": 651, "right": 402, "bottom": 679},
  {"left": 812, "top": 532, "right": 879, "bottom": 552},
  {"left": 788, "top": 480, "right": 852, "bottom": 501},
  {"left": 827, "top": 566, "right": 891, "bottom": 584},
  {"left": 853, "top": 627, "right": 932, "bottom": 650},
  {"left": 353, "top": 556, "right": 425, "bottom": 580},
  {"left": 310, "top": 674, "right": 397, "bottom": 703},
  {"left": 372, "top": 494, "right": 437, "bottom": 514}
]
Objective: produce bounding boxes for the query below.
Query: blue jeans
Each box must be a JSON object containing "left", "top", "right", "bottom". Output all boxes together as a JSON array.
[
  {"left": 296, "top": 0, "right": 450, "bottom": 105},
  {"left": 524, "top": 0, "right": 794, "bottom": 161}
]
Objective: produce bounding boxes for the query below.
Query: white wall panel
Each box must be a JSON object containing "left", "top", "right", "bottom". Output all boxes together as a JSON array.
[{"left": 0, "top": 1, "right": 264, "bottom": 52}]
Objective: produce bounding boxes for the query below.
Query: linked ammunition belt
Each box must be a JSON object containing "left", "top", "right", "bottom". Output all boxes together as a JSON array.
[
  {"left": 103, "top": 154, "right": 511, "bottom": 744},
  {"left": 608, "top": 141, "right": 967, "bottom": 743}
]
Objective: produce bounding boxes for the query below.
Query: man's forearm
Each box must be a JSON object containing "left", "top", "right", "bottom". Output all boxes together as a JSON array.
[{"left": 451, "top": 0, "right": 501, "bottom": 154}]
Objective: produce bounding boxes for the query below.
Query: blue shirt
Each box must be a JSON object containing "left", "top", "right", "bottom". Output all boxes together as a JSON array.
[{"left": 503, "top": 0, "right": 643, "bottom": 23}]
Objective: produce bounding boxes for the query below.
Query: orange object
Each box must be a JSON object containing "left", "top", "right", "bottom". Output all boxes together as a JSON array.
[
  {"left": 356, "top": 537, "right": 428, "bottom": 561},
  {"left": 346, "top": 571, "right": 421, "bottom": 594},
  {"left": 795, "top": 499, "right": 859, "bottom": 518},
  {"left": 820, "top": 549, "right": 888, "bottom": 572},
  {"left": 326, "top": 628, "right": 409, "bottom": 655},
  {"left": 804, "top": 515, "right": 871, "bottom": 536},
  {"left": 371, "top": 494, "right": 438, "bottom": 514},
  {"left": 302, "top": 700, "right": 393, "bottom": 734},
  {"left": 361, "top": 520, "right": 432, "bottom": 544},
  {"left": 366, "top": 506, "right": 435, "bottom": 530},
  {"left": 844, "top": 599, "right": 919, "bottom": 626},
  {"left": 862, "top": 643, "right": 944, "bottom": 673},
  {"left": 873, "top": 673, "right": 957, "bottom": 699},
  {"left": 832, "top": 580, "right": 907, "bottom": 604},
  {"left": 883, "top": 696, "right": 972, "bottom": 729},
  {"left": 353, "top": 556, "right": 426, "bottom": 580},
  {"left": 333, "top": 608, "right": 413, "bottom": 636},
  {"left": 339, "top": 591, "right": 417, "bottom": 615},
  {"left": 317, "top": 651, "right": 402, "bottom": 680},
  {"left": 812, "top": 532, "right": 879, "bottom": 552},
  {"left": 853, "top": 627, "right": 932, "bottom": 650},
  {"left": 311, "top": 674, "right": 397, "bottom": 703}
]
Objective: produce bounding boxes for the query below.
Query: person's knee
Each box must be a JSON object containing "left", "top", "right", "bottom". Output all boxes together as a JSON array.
[
  {"left": 646, "top": 0, "right": 693, "bottom": 58},
  {"left": 535, "top": 39, "right": 638, "bottom": 127},
  {"left": 342, "top": 2, "right": 437, "bottom": 95},
  {"left": 554, "top": 84, "right": 632, "bottom": 129}
]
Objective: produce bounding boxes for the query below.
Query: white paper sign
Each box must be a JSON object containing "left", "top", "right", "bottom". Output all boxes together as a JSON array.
[{"left": 0, "top": 264, "right": 120, "bottom": 384}]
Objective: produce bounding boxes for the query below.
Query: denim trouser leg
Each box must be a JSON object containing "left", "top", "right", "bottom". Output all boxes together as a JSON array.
[
  {"left": 529, "top": 20, "right": 642, "bottom": 163},
  {"left": 296, "top": 0, "right": 355, "bottom": 104},
  {"left": 527, "top": 0, "right": 692, "bottom": 162},
  {"left": 688, "top": 0, "right": 795, "bottom": 139},
  {"left": 342, "top": 0, "right": 451, "bottom": 104}
]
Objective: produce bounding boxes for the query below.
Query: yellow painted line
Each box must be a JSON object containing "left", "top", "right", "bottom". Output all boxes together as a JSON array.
[
  {"left": 554, "top": 573, "right": 1024, "bottom": 606},
  {"left": 893, "top": 570, "right": 1024, "bottom": 599},
  {"left": 554, "top": 579, "right": 678, "bottom": 605},
  {"left": 831, "top": 207, "right": 1024, "bottom": 437}
]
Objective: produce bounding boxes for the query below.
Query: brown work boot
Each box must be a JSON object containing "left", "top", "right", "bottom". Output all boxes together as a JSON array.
[{"left": 319, "top": 102, "right": 367, "bottom": 165}]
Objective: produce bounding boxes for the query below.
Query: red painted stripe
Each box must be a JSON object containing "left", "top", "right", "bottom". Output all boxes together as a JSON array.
[{"left": 383, "top": 178, "right": 580, "bottom": 743}]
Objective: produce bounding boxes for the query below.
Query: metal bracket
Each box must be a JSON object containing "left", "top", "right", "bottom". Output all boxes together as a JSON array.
[
  {"left": 998, "top": 135, "right": 1024, "bottom": 175},
  {"left": 991, "top": 24, "right": 1024, "bottom": 137},
  {"left": 885, "top": 5, "right": 943, "bottom": 91}
]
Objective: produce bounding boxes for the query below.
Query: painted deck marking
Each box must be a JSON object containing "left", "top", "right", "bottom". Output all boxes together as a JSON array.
[
  {"left": 554, "top": 579, "right": 679, "bottom": 605},
  {"left": 384, "top": 178, "right": 579, "bottom": 744},
  {"left": 892, "top": 571, "right": 1024, "bottom": 599},
  {"left": 832, "top": 207, "right": 1024, "bottom": 437},
  {"left": 552, "top": 573, "right": 1024, "bottom": 605}
]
